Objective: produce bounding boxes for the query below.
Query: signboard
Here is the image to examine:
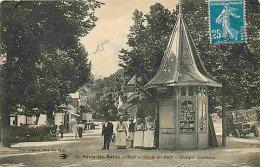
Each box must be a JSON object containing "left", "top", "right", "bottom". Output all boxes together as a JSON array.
[
  {"left": 82, "top": 112, "right": 92, "bottom": 121},
  {"left": 209, "top": 0, "right": 246, "bottom": 43}
]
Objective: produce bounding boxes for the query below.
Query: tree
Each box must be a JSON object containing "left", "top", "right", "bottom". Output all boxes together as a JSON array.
[
  {"left": 120, "top": 0, "right": 260, "bottom": 110},
  {"left": 86, "top": 69, "right": 126, "bottom": 121},
  {"left": 0, "top": 0, "right": 102, "bottom": 147},
  {"left": 181, "top": 0, "right": 260, "bottom": 109},
  {"left": 119, "top": 3, "right": 177, "bottom": 85},
  {"left": 181, "top": 0, "right": 260, "bottom": 146},
  {"left": 119, "top": 0, "right": 259, "bottom": 147}
]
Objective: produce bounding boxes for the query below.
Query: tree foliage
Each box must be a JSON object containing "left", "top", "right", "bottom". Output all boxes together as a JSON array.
[
  {"left": 119, "top": 1, "right": 260, "bottom": 112},
  {"left": 119, "top": 3, "right": 177, "bottom": 85},
  {"left": 87, "top": 69, "right": 126, "bottom": 121},
  {"left": 182, "top": 0, "right": 260, "bottom": 110},
  {"left": 0, "top": 1, "right": 102, "bottom": 117}
]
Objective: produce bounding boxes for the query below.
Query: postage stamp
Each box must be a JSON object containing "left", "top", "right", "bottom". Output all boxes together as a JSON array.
[{"left": 209, "top": 0, "right": 246, "bottom": 43}]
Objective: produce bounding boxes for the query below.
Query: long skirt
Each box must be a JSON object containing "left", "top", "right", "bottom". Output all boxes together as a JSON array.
[
  {"left": 133, "top": 131, "right": 143, "bottom": 147},
  {"left": 72, "top": 125, "right": 78, "bottom": 138},
  {"left": 143, "top": 130, "right": 154, "bottom": 148},
  {"left": 116, "top": 132, "right": 126, "bottom": 147}
]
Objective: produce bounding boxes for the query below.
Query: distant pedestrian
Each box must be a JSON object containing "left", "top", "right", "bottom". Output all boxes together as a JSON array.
[
  {"left": 128, "top": 119, "right": 135, "bottom": 148},
  {"left": 116, "top": 117, "right": 127, "bottom": 149},
  {"left": 143, "top": 116, "right": 155, "bottom": 149},
  {"left": 86, "top": 121, "right": 90, "bottom": 130},
  {"left": 58, "top": 121, "right": 64, "bottom": 139},
  {"left": 101, "top": 123, "right": 111, "bottom": 150},
  {"left": 78, "top": 121, "right": 84, "bottom": 138},
  {"left": 70, "top": 118, "right": 78, "bottom": 138},
  {"left": 134, "top": 118, "right": 144, "bottom": 148}
]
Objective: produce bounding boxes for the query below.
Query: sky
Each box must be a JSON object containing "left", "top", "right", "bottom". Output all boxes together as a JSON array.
[{"left": 81, "top": 0, "right": 179, "bottom": 77}]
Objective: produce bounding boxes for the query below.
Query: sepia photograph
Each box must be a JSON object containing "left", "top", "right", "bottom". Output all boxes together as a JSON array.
[{"left": 0, "top": 0, "right": 260, "bottom": 166}]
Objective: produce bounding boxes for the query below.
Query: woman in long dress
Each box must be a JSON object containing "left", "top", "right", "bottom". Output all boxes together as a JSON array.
[
  {"left": 133, "top": 118, "right": 144, "bottom": 149},
  {"left": 143, "top": 116, "right": 155, "bottom": 149},
  {"left": 70, "top": 118, "right": 78, "bottom": 138},
  {"left": 216, "top": 3, "right": 241, "bottom": 41},
  {"left": 116, "top": 117, "right": 127, "bottom": 149}
]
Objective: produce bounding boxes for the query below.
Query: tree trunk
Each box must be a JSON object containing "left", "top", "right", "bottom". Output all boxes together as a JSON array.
[
  {"left": 35, "top": 116, "right": 40, "bottom": 125},
  {"left": 15, "top": 116, "right": 18, "bottom": 127},
  {"left": 0, "top": 104, "right": 10, "bottom": 147},
  {"left": 0, "top": 54, "right": 11, "bottom": 147},
  {"left": 35, "top": 113, "right": 40, "bottom": 125},
  {"left": 222, "top": 89, "right": 227, "bottom": 147},
  {"left": 46, "top": 109, "right": 54, "bottom": 125}
]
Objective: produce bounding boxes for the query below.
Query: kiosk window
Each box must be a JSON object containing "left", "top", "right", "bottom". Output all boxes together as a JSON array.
[{"left": 180, "top": 100, "right": 195, "bottom": 132}]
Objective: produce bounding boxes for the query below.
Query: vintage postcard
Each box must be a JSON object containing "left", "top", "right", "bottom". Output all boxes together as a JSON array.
[{"left": 0, "top": 0, "right": 259, "bottom": 167}]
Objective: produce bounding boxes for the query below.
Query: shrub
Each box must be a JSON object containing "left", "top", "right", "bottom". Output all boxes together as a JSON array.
[
  {"left": 252, "top": 106, "right": 260, "bottom": 121},
  {"left": 10, "top": 125, "right": 57, "bottom": 137}
]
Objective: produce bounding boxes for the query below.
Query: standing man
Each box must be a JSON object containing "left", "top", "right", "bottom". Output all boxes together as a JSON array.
[
  {"left": 78, "top": 121, "right": 84, "bottom": 138},
  {"left": 87, "top": 121, "right": 90, "bottom": 130},
  {"left": 128, "top": 119, "right": 135, "bottom": 148},
  {"left": 116, "top": 117, "right": 127, "bottom": 149},
  {"left": 107, "top": 120, "right": 114, "bottom": 142},
  {"left": 101, "top": 122, "right": 111, "bottom": 150}
]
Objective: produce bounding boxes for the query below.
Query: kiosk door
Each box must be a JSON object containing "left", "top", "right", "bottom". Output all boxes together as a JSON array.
[{"left": 159, "top": 98, "right": 176, "bottom": 149}]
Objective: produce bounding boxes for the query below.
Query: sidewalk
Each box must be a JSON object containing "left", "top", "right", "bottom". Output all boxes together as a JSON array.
[
  {"left": 0, "top": 127, "right": 102, "bottom": 157},
  {"left": 12, "top": 127, "right": 102, "bottom": 147},
  {"left": 1, "top": 124, "right": 260, "bottom": 159}
]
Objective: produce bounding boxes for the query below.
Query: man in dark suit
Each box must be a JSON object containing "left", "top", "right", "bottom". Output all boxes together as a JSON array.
[
  {"left": 107, "top": 121, "right": 114, "bottom": 141},
  {"left": 128, "top": 119, "right": 135, "bottom": 148},
  {"left": 101, "top": 121, "right": 113, "bottom": 150}
]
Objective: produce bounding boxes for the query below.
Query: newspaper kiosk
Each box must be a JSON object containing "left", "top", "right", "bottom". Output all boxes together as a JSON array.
[{"left": 144, "top": 2, "right": 222, "bottom": 150}]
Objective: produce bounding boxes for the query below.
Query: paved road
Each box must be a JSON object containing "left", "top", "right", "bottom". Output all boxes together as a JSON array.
[{"left": 0, "top": 123, "right": 260, "bottom": 167}]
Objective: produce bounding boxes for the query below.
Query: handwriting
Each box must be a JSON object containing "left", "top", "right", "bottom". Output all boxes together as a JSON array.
[{"left": 93, "top": 40, "right": 110, "bottom": 54}]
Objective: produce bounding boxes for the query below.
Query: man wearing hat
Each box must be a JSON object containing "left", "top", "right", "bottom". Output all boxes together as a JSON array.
[
  {"left": 101, "top": 121, "right": 111, "bottom": 150},
  {"left": 116, "top": 117, "right": 127, "bottom": 149},
  {"left": 107, "top": 120, "right": 114, "bottom": 142},
  {"left": 128, "top": 118, "right": 135, "bottom": 148},
  {"left": 78, "top": 121, "right": 84, "bottom": 138},
  {"left": 58, "top": 121, "right": 64, "bottom": 139}
]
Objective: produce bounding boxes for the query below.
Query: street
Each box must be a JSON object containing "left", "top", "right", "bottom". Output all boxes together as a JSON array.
[
  {"left": 0, "top": 121, "right": 260, "bottom": 167},
  {"left": 1, "top": 0, "right": 260, "bottom": 167}
]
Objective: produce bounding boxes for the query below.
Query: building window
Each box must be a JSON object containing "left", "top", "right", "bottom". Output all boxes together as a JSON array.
[
  {"left": 167, "top": 87, "right": 174, "bottom": 96},
  {"left": 181, "top": 87, "right": 187, "bottom": 96},
  {"left": 202, "top": 87, "right": 207, "bottom": 96},
  {"left": 198, "top": 86, "right": 206, "bottom": 96},
  {"left": 188, "top": 87, "right": 194, "bottom": 96},
  {"left": 180, "top": 100, "right": 195, "bottom": 132}
]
